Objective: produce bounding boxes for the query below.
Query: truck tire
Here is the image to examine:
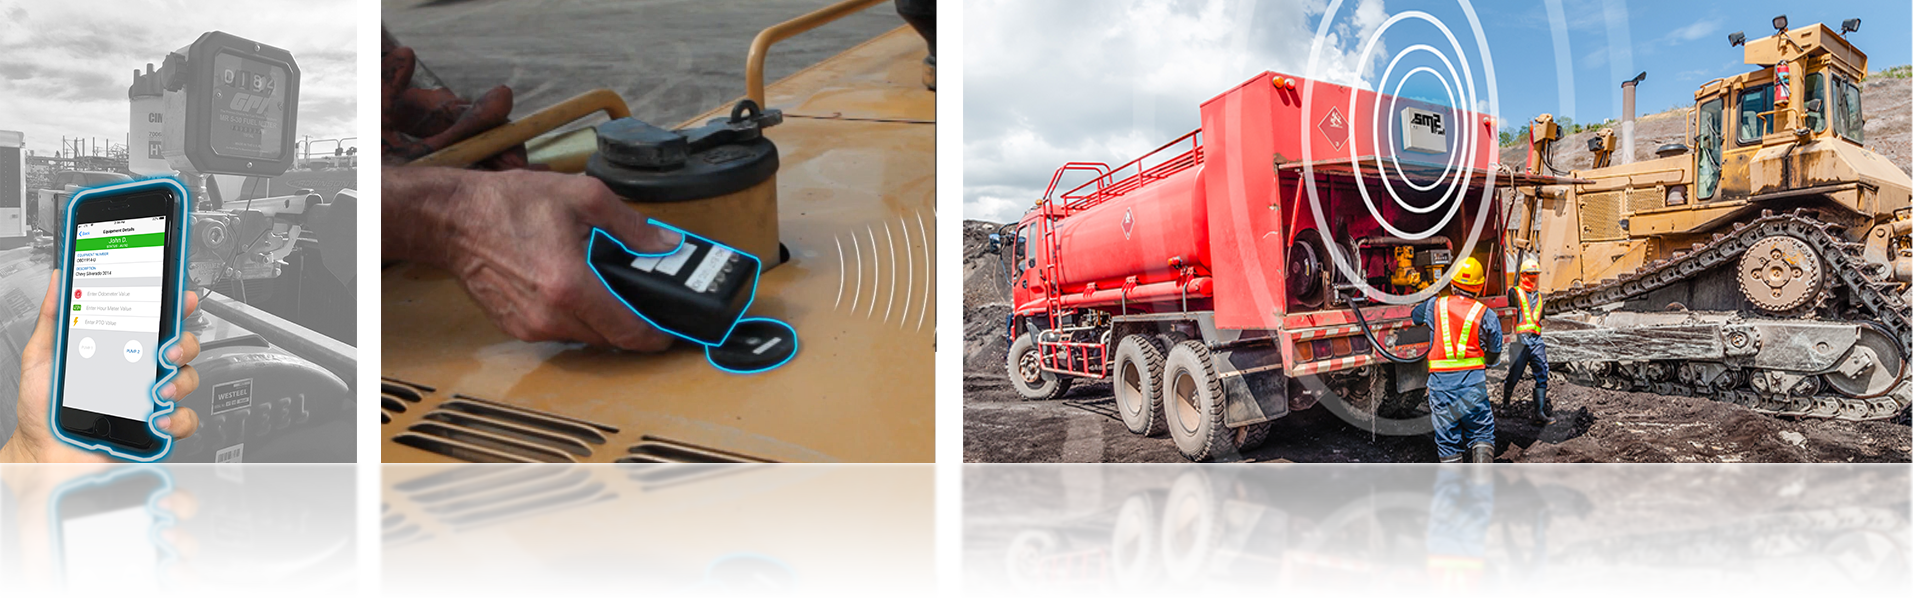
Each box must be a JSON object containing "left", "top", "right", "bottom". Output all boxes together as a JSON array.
[
  {"left": 1010, "top": 527, "right": 1071, "bottom": 592},
  {"left": 1007, "top": 333, "right": 1071, "bottom": 400},
  {"left": 1147, "top": 468, "right": 1224, "bottom": 584},
  {"left": 1162, "top": 340, "right": 1232, "bottom": 461},
  {"left": 1233, "top": 421, "right": 1273, "bottom": 451},
  {"left": 1112, "top": 334, "right": 1168, "bottom": 436},
  {"left": 1109, "top": 489, "right": 1163, "bottom": 592}
]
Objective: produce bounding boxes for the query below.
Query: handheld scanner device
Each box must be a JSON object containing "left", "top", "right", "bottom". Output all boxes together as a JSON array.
[
  {"left": 587, "top": 223, "right": 761, "bottom": 347},
  {"left": 665, "top": 550, "right": 799, "bottom": 596}
]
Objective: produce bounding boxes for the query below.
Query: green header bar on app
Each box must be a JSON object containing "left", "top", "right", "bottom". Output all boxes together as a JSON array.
[{"left": 74, "top": 232, "right": 164, "bottom": 252}]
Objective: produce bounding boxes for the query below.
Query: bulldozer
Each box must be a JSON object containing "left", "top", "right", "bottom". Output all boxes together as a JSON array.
[{"left": 1509, "top": 16, "right": 1911, "bottom": 420}]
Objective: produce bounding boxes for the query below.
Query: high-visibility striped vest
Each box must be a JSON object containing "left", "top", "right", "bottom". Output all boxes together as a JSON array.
[
  {"left": 1514, "top": 289, "right": 1543, "bottom": 335},
  {"left": 1430, "top": 550, "right": 1484, "bottom": 596},
  {"left": 1430, "top": 296, "right": 1488, "bottom": 372}
]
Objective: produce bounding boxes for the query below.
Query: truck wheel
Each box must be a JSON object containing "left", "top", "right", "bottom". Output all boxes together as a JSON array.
[
  {"left": 1147, "top": 468, "right": 1224, "bottom": 584},
  {"left": 1010, "top": 527, "right": 1071, "bottom": 592},
  {"left": 1162, "top": 340, "right": 1232, "bottom": 461},
  {"left": 1233, "top": 421, "right": 1273, "bottom": 451},
  {"left": 1109, "top": 489, "right": 1163, "bottom": 592},
  {"left": 1007, "top": 333, "right": 1071, "bottom": 400},
  {"left": 1112, "top": 334, "right": 1168, "bottom": 436}
]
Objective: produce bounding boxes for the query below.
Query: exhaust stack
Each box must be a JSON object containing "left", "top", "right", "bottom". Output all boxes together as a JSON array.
[{"left": 1620, "top": 71, "right": 1646, "bottom": 165}]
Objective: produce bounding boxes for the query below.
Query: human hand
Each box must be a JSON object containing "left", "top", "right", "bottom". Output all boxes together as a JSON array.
[
  {"left": 14, "top": 479, "right": 201, "bottom": 596},
  {"left": 501, "top": 573, "right": 673, "bottom": 596},
  {"left": 1, "top": 272, "right": 201, "bottom": 463},
  {"left": 387, "top": 167, "right": 681, "bottom": 350}
]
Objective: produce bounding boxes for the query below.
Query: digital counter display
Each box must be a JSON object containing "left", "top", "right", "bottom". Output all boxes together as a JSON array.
[{"left": 208, "top": 51, "right": 287, "bottom": 161}]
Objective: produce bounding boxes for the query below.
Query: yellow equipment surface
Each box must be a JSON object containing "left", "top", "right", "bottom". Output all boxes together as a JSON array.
[{"left": 381, "top": 26, "right": 935, "bottom": 463}]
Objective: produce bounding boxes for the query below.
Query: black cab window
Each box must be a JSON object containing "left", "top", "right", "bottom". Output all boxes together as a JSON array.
[{"left": 1737, "top": 83, "right": 1773, "bottom": 143}]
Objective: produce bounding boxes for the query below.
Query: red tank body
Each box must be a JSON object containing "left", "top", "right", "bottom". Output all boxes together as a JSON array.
[{"left": 998, "top": 71, "right": 1587, "bottom": 462}]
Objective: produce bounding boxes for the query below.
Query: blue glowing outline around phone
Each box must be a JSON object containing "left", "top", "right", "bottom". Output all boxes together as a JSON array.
[
  {"left": 46, "top": 177, "right": 190, "bottom": 462},
  {"left": 46, "top": 466, "right": 180, "bottom": 585}
]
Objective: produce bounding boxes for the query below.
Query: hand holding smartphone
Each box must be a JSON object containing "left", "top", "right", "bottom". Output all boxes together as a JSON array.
[
  {"left": 46, "top": 466, "right": 194, "bottom": 596},
  {"left": 47, "top": 178, "right": 193, "bottom": 461}
]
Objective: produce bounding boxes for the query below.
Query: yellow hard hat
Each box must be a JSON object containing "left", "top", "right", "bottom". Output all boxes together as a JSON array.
[
  {"left": 1520, "top": 257, "right": 1541, "bottom": 274},
  {"left": 1453, "top": 257, "right": 1486, "bottom": 289}
]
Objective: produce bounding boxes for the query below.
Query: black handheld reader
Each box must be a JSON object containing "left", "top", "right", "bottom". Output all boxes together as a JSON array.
[{"left": 588, "top": 226, "right": 761, "bottom": 346}]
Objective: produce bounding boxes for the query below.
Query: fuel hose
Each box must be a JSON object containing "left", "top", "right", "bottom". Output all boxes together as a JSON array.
[{"left": 1345, "top": 295, "right": 1431, "bottom": 364}]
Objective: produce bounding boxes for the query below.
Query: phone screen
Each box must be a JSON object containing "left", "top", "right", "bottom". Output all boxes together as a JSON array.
[
  {"left": 63, "top": 214, "right": 170, "bottom": 422},
  {"left": 59, "top": 504, "right": 156, "bottom": 596}
]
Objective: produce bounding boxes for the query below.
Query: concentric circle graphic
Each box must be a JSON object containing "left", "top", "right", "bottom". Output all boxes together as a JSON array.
[{"left": 1296, "top": 0, "right": 1502, "bottom": 436}]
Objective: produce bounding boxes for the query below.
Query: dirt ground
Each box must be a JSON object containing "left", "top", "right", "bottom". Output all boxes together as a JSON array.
[
  {"left": 961, "top": 221, "right": 1912, "bottom": 464},
  {"left": 964, "top": 460, "right": 1913, "bottom": 596}
]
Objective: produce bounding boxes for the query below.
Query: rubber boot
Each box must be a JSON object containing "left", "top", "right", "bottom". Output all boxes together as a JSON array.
[
  {"left": 1501, "top": 381, "right": 1516, "bottom": 407},
  {"left": 1535, "top": 386, "right": 1554, "bottom": 424},
  {"left": 1440, "top": 453, "right": 1463, "bottom": 464},
  {"left": 1469, "top": 443, "right": 1499, "bottom": 485}
]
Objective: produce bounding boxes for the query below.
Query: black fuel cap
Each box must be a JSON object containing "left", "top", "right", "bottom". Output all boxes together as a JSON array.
[
  {"left": 707, "top": 550, "right": 795, "bottom": 596},
  {"left": 705, "top": 318, "right": 797, "bottom": 374}
]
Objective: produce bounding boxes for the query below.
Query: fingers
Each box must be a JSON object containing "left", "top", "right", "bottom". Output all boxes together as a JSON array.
[
  {"left": 164, "top": 332, "right": 200, "bottom": 368},
  {"left": 570, "top": 271, "right": 675, "bottom": 353},
  {"left": 575, "top": 179, "right": 680, "bottom": 254},
  {"left": 160, "top": 365, "right": 198, "bottom": 402},
  {"left": 156, "top": 407, "right": 199, "bottom": 441},
  {"left": 184, "top": 290, "right": 199, "bottom": 319},
  {"left": 21, "top": 271, "right": 62, "bottom": 369},
  {"left": 161, "top": 527, "right": 198, "bottom": 557}
]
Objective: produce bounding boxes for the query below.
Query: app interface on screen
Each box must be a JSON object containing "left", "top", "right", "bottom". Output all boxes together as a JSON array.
[
  {"left": 64, "top": 215, "right": 167, "bottom": 421},
  {"left": 60, "top": 504, "right": 158, "bottom": 596}
]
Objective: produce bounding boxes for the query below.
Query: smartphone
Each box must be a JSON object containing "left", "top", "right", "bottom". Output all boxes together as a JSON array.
[
  {"left": 52, "top": 179, "right": 188, "bottom": 459},
  {"left": 49, "top": 466, "right": 177, "bottom": 596}
]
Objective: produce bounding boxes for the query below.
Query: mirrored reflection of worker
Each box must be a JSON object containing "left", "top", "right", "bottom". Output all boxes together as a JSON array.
[
  {"left": 1425, "top": 467, "right": 1494, "bottom": 590},
  {"left": 1411, "top": 257, "right": 1503, "bottom": 463},
  {"left": 1502, "top": 258, "right": 1553, "bottom": 423},
  {"left": 380, "top": 30, "right": 680, "bottom": 352},
  {"left": 1499, "top": 504, "right": 1545, "bottom": 596}
]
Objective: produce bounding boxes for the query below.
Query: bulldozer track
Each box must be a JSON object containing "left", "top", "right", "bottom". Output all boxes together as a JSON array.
[
  {"left": 1561, "top": 504, "right": 1913, "bottom": 592},
  {"left": 1546, "top": 209, "right": 1912, "bottom": 421}
]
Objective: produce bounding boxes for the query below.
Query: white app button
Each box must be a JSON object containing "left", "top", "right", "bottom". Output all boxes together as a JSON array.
[
  {"left": 123, "top": 340, "right": 143, "bottom": 363},
  {"left": 78, "top": 337, "right": 95, "bottom": 358}
]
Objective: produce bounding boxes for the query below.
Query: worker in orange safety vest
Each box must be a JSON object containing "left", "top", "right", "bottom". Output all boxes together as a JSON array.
[
  {"left": 1502, "top": 257, "right": 1553, "bottom": 423},
  {"left": 1411, "top": 257, "right": 1504, "bottom": 463}
]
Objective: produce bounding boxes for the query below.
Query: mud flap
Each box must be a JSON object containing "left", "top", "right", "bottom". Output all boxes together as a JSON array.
[{"left": 1217, "top": 344, "right": 1288, "bottom": 427}]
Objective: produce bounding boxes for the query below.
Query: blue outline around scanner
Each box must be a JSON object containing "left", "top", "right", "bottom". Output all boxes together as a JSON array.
[
  {"left": 705, "top": 317, "right": 799, "bottom": 374},
  {"left": 47, "top": 177, "right": 190, "bottom": 462},
  {"left": 585, "top": 221, "right": 757, "bottom": 347},
  {"left": 47, "top": 464, "right": 182, "bottom": 596}
]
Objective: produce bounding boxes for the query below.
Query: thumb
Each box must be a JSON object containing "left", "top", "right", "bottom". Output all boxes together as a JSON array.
[
  {"left": 595, "top": 201, "right": 682, "bottom": 256},
  {"left": 21, "top": 271, "right": 62, "bottom": 370}
]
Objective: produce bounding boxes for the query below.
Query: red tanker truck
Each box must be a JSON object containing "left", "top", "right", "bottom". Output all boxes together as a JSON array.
[{"left": 994, "top": 71, "right": 1584, "bottom": 461}]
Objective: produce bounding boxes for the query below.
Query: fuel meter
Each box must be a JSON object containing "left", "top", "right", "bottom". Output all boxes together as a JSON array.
[{"left": 161, "top": 31, "right": 300, "bottom": 177}]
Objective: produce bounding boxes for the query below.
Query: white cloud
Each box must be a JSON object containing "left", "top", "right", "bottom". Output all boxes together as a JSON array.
[
  {"left": 962, "top": 0, "right": 1398, "bottom": 224},
  {"left": 1664, "top": 19, "right": 1720, "bottom": 42},
  {"left": 0, "top": 0, "right": 356, "bottom": 156}
]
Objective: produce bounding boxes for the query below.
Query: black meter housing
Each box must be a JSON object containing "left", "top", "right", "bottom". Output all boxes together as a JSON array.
[{"left": 163, "top": 31, "right": 300, "bottom": 177}]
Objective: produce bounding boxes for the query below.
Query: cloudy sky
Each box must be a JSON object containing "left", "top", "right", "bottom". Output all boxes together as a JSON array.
[
  {"left": 0, "top": 0, "right": 356, "bottom": 156},
  {"left": 963, "top": 0, "right": 1910, "bottom": 224}
]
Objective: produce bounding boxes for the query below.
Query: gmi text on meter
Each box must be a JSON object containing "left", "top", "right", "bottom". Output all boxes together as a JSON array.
[{"left": 162, "top": 31, "right": 299, "bottom": 177}]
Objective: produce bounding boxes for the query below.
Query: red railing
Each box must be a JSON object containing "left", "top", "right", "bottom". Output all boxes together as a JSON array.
[{"left": 1046, "top": 130, "right": 1204, "bottom": 214}]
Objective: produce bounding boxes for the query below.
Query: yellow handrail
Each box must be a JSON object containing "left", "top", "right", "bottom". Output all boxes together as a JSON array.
[
  {"left": 745, "top": 0, "right": 888, "bottom": 107},
  {"left": 409, "top": 88, "right": 631, "bottom": 169}
]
